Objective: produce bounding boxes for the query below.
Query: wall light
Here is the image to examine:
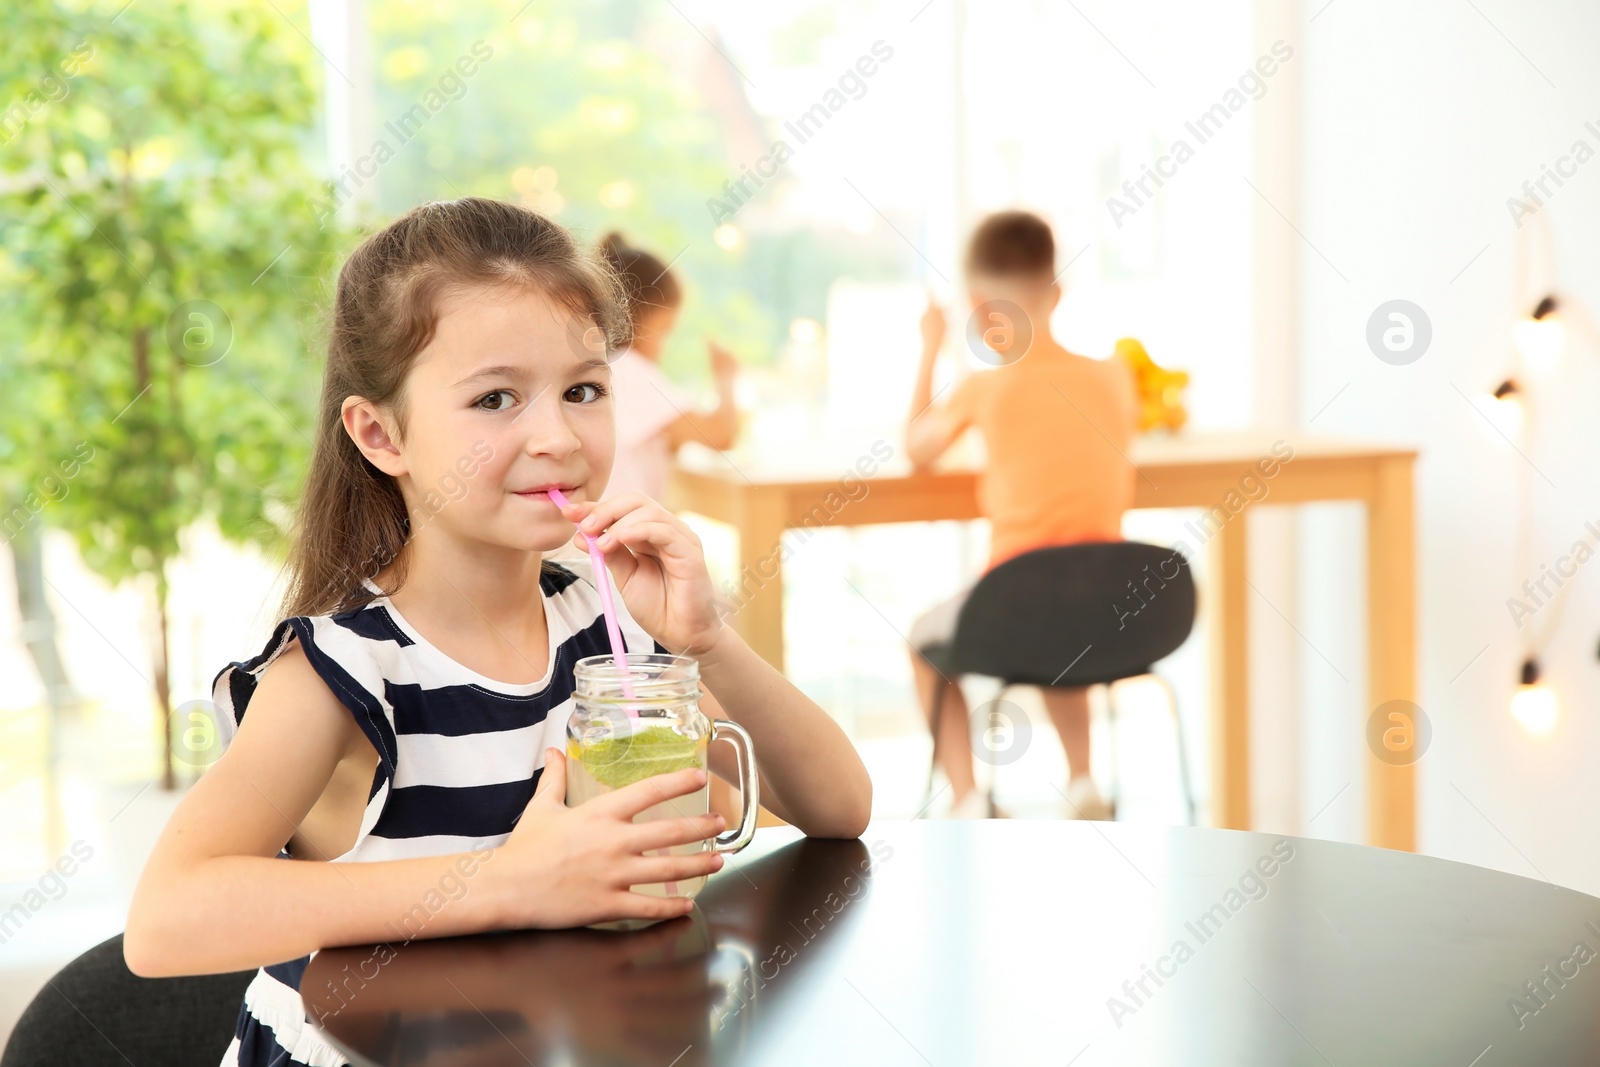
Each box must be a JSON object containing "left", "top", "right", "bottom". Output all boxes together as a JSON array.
[
  {"left": 1511, "top": 657, "right": 1558, "bottom": 737},
  {"left": 1479, "top": 377, "right": 1525, "bottom": 439},
  {"left": 1512, "top": 295, "right": 1567, "bottom": 375}
]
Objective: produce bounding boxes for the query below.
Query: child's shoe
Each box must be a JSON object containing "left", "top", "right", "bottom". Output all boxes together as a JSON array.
[
  {"left": 1061, "top": 777, "right": 1114, "bottom": 821},
  {"left": 942, "top": 790, "right": 1011, "bottom": 819}
]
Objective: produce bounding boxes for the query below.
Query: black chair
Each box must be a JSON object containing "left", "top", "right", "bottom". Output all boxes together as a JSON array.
[
  {"left": 919, "top": 541, "right": 1198, "bottom": 821},
  {"left": 1, "top": 934, "right": 254, "bottom": 1067}
]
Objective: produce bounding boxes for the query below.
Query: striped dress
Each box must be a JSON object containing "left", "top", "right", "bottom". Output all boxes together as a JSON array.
[{"left": 211, "top": 558, "right": 665, "bottom": 1067}]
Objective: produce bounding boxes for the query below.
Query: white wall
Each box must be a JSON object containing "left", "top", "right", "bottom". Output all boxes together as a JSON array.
[{"left": 1294, "top": 0, "right": 1600, "bottom": 890}]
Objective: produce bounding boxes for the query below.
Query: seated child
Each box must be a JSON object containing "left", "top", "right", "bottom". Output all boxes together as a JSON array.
[
  {"left": 123, "top": 198, "right": 871, "bottom": 1067},
  {"left": 596, "top": 232, "right": 740, "bottom": 502},
  {"left": 904, "top": 210, "right": 1138, "bottom": 821}
]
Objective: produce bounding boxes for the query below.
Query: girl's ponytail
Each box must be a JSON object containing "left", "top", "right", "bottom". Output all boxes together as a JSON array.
[
  {"left": 593, "top": 231, "right": 682, "bottom": 343},
  {"left": 598, "top": 230, "right": 628, "bottom": 265}
]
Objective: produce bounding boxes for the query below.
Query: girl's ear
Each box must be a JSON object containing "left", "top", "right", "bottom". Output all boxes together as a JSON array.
[{"left": 342, "top": 396, "right": 408, "bottom": 477}]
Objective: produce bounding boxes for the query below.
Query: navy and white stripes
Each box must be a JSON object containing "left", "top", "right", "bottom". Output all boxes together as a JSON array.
[{"left": 212, "top": 558, "right": 662, "bottom": 1066}]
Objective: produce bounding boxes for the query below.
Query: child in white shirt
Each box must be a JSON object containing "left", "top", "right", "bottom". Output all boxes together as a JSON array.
[{"left": 598, "top": 233, "right": 740, "bottom": 501}]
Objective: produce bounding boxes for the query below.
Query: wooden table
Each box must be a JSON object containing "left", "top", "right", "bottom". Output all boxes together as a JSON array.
[
  {"left": 670, "top": 432, "right": 1418, "bottom": 850},
  {"left": 303, "top": 822, "right": 1595, "bottom": 1066}
]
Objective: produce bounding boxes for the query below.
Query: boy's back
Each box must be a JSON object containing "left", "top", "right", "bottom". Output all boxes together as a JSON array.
[
  {"left": 943, "top": 345, "right": 1138, "bottom": 569},
  {"left": 903, "top": 208, "right": 1135, "bottom": 821}
]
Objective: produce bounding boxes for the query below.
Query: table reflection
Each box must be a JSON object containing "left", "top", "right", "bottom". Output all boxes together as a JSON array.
[{"left": 303, "top": 836, "right": 875, "bottom": 1066}]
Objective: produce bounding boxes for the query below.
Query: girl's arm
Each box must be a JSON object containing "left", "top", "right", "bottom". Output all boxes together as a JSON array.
[
  {"left": 125, "top": 641, "right": 498, "bottom": 976},
  {"left": 559, "top": 493, "right": 873, "bottom": 840},
  {"left": 665, "top": 341, "right": 740, "bottom": 452},
  {"left": 697, "top": 631, "right": 871, "bottom": 838},
  {"left": 124, "top": 641, "right": 723, "bottom": 977}
]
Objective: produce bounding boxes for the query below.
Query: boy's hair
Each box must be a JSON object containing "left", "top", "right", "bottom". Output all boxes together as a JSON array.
[
  {"left": 964, "top": 210, "right": 1055, "bottom": 280},
  {"left": 598, "top": 231, "right": 683, "bottom": 341},
  {"left": 280, "top": 197, "right": 628, "bottom": 620}
]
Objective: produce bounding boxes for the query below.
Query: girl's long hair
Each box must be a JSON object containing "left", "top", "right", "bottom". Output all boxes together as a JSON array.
[{"left": 279, "top": 198, "right": 627, "bottom": 620}]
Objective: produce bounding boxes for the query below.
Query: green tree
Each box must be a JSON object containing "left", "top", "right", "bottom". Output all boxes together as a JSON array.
[
  {"left": 356, "top": 2, "right": 913, "bottom": 384},
  {"left": 0, "top": 0, "right": 345, "bottom": 789},
  {"left": 358, "top": 1, "right": 772, "bottom": 382}
]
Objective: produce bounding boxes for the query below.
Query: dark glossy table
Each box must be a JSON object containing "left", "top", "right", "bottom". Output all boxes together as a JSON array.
[{"left": 302, "top": 822, "right": 1600, "bottom": 1065}]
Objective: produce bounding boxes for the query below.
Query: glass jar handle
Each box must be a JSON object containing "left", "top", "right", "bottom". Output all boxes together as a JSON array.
[{"left": 710, "top": 719, "right": 758, "bottom": 853}]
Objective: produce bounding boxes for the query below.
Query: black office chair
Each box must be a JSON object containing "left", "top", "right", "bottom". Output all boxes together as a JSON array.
[
  {"left": 1, "top": 934, "right": 254, "bottom": 1067},
  {"left": 919, "top": 541, "right": 1198, "bottom": 822}
]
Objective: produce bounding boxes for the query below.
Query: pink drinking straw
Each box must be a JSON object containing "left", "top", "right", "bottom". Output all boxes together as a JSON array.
[
  {"left": 546, "top": 489, "right": 638, "bottom": 710},
  {"left": 550, "top": 488, "right": 686, "bottom": 897}
]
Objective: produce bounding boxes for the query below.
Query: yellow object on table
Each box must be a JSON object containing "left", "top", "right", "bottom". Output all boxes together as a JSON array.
[{"left": 1114, "top": 337, "right": 1190, "bottom": 433}]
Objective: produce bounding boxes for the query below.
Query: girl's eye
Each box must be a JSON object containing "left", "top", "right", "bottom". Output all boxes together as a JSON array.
[
  {"left": 564, "top": 382, "right": 608, "bottom": 404},
  {"left": 475, "top": 390, "right": 516, "bottom": 412}
]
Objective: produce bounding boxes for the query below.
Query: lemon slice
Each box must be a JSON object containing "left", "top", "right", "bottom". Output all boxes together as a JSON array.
[{"left": 574, "top": 725, "right": 704, "bottom": 789}]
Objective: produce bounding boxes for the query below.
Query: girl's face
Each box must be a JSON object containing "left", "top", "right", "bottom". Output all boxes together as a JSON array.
[{"left": 344, "top": 284, "right": 615, "bottom": 554}]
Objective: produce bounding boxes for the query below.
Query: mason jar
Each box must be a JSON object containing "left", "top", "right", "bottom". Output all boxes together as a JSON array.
[{"left": 567, "top": 653, "right": 758, "bottom": 929}]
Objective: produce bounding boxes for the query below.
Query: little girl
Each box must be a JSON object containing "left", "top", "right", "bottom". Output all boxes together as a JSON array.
[
  {"left": 122, "top": 198, "right": 872, "bottom": 1067},
  {"left": 595, "top": 232, "right": 741, "bottom": 501}
]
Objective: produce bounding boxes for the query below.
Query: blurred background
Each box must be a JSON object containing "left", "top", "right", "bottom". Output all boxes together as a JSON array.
[{"left": 4, "top": 0, "right": 1599, "bottom": 1042}]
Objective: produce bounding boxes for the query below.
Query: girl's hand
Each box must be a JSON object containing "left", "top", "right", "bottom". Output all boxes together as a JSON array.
[
  {"left": 919, "top": 299, "right": 946, "bottom": 356},
  {"left": 559, "top": 492, "right": 723, "bottom": 656},
  {"left": 496, "top": 748, "right": 726, "bottom": 930},
  {"left": 707, "top": 341, "right": 739, "bottom": 385}
]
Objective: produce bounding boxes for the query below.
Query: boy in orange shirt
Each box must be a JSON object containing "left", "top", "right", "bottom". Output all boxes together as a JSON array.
[{"left": 905, "top": 211, "right": 1138, "bottom": 820}]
